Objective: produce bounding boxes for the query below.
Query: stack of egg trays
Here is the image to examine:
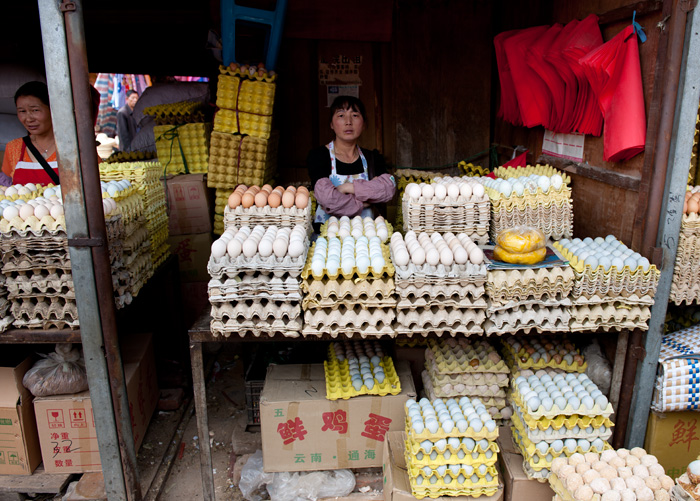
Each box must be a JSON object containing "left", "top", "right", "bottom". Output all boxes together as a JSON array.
[
  {"left": 401, "top": 195, "right": 490, "bottom": 244},
  {"left": 0, "top": 274, "right": 10, "bottom": 332},
  {"left": 652, "top": 324, "right": 700, "bottom": 412},
  {"left": 153, "top": 123, "right": 212, "bottom": 175},
  {"left": 509, "top": 374, "right": 614, "bottom": 481},
  {"left": 501, "top": 335, "right": 588, "bottom": 375},
  {"left": 142, "top": 101, "right": 206, "bottom": 125},
  {"left": 323, "top": 341, "right": 402, "bottom": 400},
  {"left": 395, "top": 169, "right": 444, "bottom": 232},
  {"left": 214, "top": 189, "right": 228, "bottom": 235},
  {"left": 207, "top": 242, "right": 308, "bottom": 338},
  {"left": 554, "top": 242, "right": 659, "bottom": 332},
  {"left": 422, "top": 339, "right": 511, "bottom": 421},
  {"left": 404, "top": 398, "right": 500, "bottom": 499},
  {"left": 299, "top": 242, "right": 396, "bottom": 338},
  {"left": 392, "top": 253, "right": 487, "bottom": 337},
  {"left": 113, "top": 193, "right": 153, "bottom": 303},
  {"left": 670, "top": 212, "right": 700, "bottom": 304},
  {"left": 214, "top": 66, "right": 276, "bottom": 139},
  {"left": 484, "top": 266, "right": 574, "bottom": 336},
  {"left": 223, "top": 203, "right": 312, "bottom": 233},
  {"left": 207, "top": 131, "right": 278, "bottom": 189}
]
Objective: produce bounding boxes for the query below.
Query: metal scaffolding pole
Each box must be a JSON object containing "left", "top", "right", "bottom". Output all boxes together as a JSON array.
[
  {"left": 626, "top": 6, "right": 700, "bottom": 447},
  {"left": 37, "top": 1, "right": 140, "bottom": 498}
]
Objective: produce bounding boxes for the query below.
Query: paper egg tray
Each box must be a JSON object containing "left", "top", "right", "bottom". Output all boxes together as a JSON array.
[
  {"left": 392, "top": 258, "right": 487, "bottom": 283},
  {"left": 396, "top": 295, "right": 487, "bottom": 311},
  {"left": 395, "top": 281, "right": 486, "bottom": 304},
  {"left": 568, "top": 304, "right": 651, "bottom": 332},
  {"left": 395, "top": 308, "right": 485, "bottom": 336},
  {"left": 492, "top": 165, "right": 571, "bottom": 182},
  {"left": 302, "top": 305, "right": 395, "bottom": 331},
  {"left": 222, "top": 204, "right": 312, "bottom": 231},
  {"left": 486, "top": 267, "right": 574, "bottom": 301},
  {"left": 210, "top": 299, "right": 301, "bottom": 322},
  {"left": 213, "top": 108, "right": 273, "bottom": 139},
  {"left": 425, "top": 368, "right": 509, "bottom": 391},
  {"left": 11, "top": 296, "right": 79, "bottom": 329},
  {"left": 396, "top": 169, "right": 445, "bottom": 184},
  {"left": 208, "top": 251, "right": 308, "bottom": 279},
  {"left": 490, "top": 206, "right": 573, "bottom": 241},
  {"left": 324, "top": 357, "right": 401, "bottom": 400},
  {"left": 407, "top": 466, "right": 499, "bottom": 499},
  {"left": 510, "top": 405, "right": 613, "bottom": 442},
  {"left": 425, "top": 340, "right": 509, "bottom": 375},
  {"left": 680, "top": 212, "right": 700, "bottom": 235},
  {"left": 301, "top": 242, "right": 395, "bottom": 281},
  {"left": 401, "top": 195, "right": 490, "bottom": 232},
  {"left": 483, "top": 305, "right": 571, "bottom": 336},
  {"left": 405, "top": 438, "right": 499, "bottom": 467},
  {"left": 486, "top": 183, "right": 572, "bottom": 207},
  {"left": 422, "top": 372, "right": 507, "bottom": 402},
  {"left": 209, "top": 315, "right": 302, "bottom": 338},
  {"left": 6, "top": 277, "right": 75, "bottom": 300},
  {"left": 0, "top": 314, "right": 11, "bottom": 333},
  {"left": 216, "top": 73, "right": 276, "bottom": 113},
  {"left": 571, "top": 292, "right": 654, "bottom": 306},
  {"left": 0, "top": 215, "right": 66, "bottom": 236},
  {"left": 301, "top": 277, "right": 396, "bottom": 310},
  {"left": 207, "top": 131, "right": 278, "bottom": 189},
  {"left": 154, "top": 123, "right": 211, "bottom": 175},
  {"left": 208, "top": 273, "right": 301, "bottom": 292},
  {"left": 510, "top": 387, "right": 614, "bottom": 420}
]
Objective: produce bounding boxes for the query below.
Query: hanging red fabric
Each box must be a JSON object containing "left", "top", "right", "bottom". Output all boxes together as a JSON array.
[{"left": 494, "top": 30, "right": 524, "bottom": 126}]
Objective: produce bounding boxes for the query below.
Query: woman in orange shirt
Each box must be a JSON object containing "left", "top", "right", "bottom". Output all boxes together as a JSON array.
[{"left": 1, "top": 81, "right": 59, "bottom": 186}]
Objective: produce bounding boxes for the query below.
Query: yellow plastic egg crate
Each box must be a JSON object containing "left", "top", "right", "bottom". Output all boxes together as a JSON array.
[
  {"left": 501, "top": 345, "right": 586, "bottom": 374},
  {"left": 426, "top": 339, "right": 509, "bottom": 374},
  {"left": 143, "top": 101, "right": 206, "bottom": 125},
  {"left": 509, "top": 388, "right": 613, "bottom": 421},
  {"left": 510, "top": 406, "right": 613, "bottom": 443},
  {"left": 222, "top": 204, "right": 312, "bottom": 232},
  {"left": 115, "top": 196, "right": 145, "bottom": 225},
  {"left": 103, "top": 150, "right": 157, "bottom": 164},
  {"left": 216, "top": 74, "right": 276, "bottom": 115},
  {"left": 154, "top": 123, "right": 211, "bottom": 174},
  {"left": 485, "top": 181, "right": 572, "bottom": 206},
  {"left": 207, "top": 131, "right": 278, "bottom": 187},
  {"left": 458, "top": 162, "right": 490, "bottom": 177},
  {"left": 555, "top": 242, "right": 660, "bottom": 279},
  {"left": 0, "top": 186, "right": 51, "bottom": 202},
  {"left": 396, "top": 169, "right": 443, "bottom": 185},
  {"left": 493, "top": 165, "right": 570, "bottom": 183},
  {"left": 213, "top": 108, "right": 273, "bottom": 139},
  {"left": 100, "top": 161, "right": 161, "bottom": 184},
  {"left": 511, "top": 428, "right": 610, "bottom": 473},
  {"left": 404, "top": 418, "right": 498, "bottom": 443},
  {"left": 301, "top": 242, "right": 395, "bottom": 281},
  {"left": 324, "top": 357, "right": 400, "bottom": 400},
  {"left": 405, "top": 437, "right": 499, "bottom": 467},
  {"left": 408, "top": 466, "right": 499, "bottom": 499}
]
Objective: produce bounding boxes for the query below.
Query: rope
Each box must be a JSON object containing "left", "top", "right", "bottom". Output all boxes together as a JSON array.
[{"left": 155, "top": 124, "right": 190, "bottom": 177}]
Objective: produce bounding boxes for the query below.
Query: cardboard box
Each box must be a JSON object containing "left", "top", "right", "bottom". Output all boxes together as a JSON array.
[
  {"left": 393, "top": 346, "right": 426, "bottom": 394},
  {"left": 645, "top": 410, "right": 700, "bottom": 479},
  {"left": 165, "top": 173, "right": 212, "bottom": 235},
  {"left": 168, "top": 232, "right": 213, "bottom": 282},
  {"left": 383, "top": 431, "right": 503, "bottom": 501},
  {"left": 497, "top": 426, "right": 553, "bottom": 501},
  {"left": 260, "top": 361, "right": 416, "bottom": 472},
  {"left": 0, "top": 357, "right": 41, "bottom": 475},
  {"left": 34, "top": 334, "right": 158, "bottom": 474}
]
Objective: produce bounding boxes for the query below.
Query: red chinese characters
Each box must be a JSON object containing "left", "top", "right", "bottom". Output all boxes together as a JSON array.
[
  {"left": 361, "top": 413, "right": 392, "bottom": 442},
  {"left": 278, "top": 417, "right": 308, "bottom": 445},
  {"left": 322, "top": 410, "right": 348, "bottom": 434},
  {"left": 669, "top": 418, "right": 699, "bottom": 452}
]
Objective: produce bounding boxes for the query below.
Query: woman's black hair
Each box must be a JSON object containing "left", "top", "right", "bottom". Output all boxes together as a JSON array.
[
  {"left": 329, "top": 95, "right": 366, "bottom": 123},
  {"left": 14, "top": 81, "right": 50, "bottom": 107}
]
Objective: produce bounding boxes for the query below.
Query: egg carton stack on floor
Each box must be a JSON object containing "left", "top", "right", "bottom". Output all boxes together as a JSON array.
[
  {"left": 670, "top": 191, "right": 700, "bottom": 305},
  {"left": 324, "top": 341, "right": 402, "bottom": 399},
  {"left": 301, "top": 220, "right": 395, "bottom": 337},
  {"left": 509, "top": 371, "right": 614, "bottom": 482},
  {"left": 402, "top": 178, "right": 490, "bottom": 244},
  {"left": 554, "top": 236, "right": 660, "bottom": 331},
  {"left": 479, "top": 165, "right": 573, "bottom": 241},
  {"left": 421, "top": 339, "right": 512, "bottom": 422},
  {"left": 390, "top": 232, "right": 487, "bottom": 336},
  {"left": 207, "top": 224, "right": 309, "bottom": 337},
  {"left": 484, "top": 263, "right": 574, "bottom": 336},
  {"left": 404, "top": 398, "right": 500, "bottom": 498}
]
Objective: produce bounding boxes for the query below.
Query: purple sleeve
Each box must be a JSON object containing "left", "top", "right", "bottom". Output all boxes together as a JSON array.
[
  {"left": 0, "top": 172, "right": 11, "bottom": 187},
  {"left": 314, "top": 178, "right": 364, "bottom": 217},
  {"left": 352, "top": 173, "right": 397, "bottom": 203}
]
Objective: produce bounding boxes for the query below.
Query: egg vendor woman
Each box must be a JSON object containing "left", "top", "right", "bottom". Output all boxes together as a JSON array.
[
  {"left": 1, "top": 81, "right": 60, "bottom": 186},
  {"left": 307, "top": 96, "right": 396, "bottom": 231}
]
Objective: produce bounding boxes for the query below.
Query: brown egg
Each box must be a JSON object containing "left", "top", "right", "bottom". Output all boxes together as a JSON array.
[
  {"left": 692, "top": 192, "right": 700, "bottom": 203},
  {"left": 286, "top": 186, "right": 297, "bottom": 194},
  {"left": 688, "top": 198, "right": 700, "bottom": 214},
  {"left": 295, "top": 192, "right": 309, "bottom": 209},
  {"left": 297, "top": 186, "right": 309, "bottom": 195},
  {"left": 247, "top": 186, "right": 261, "bottom": 195},
  {"left": 282, "top": 190, "right": 295, "bottom": 208},
  {"left": 228, "top": 192, "right": 242, "bottom": 208},
  {"left": 242, "top": 192, "right": 255, "bottom": 208},
  {"left": 268, "top": 192, "right": 282, "bottom": 208},
  {"left": 684, "top": 200, "right": 689, "bottom": 213},
  {"left": 254, "top": 191, "right": 269, "bottom": 207},
  {"left": 261, "top": 184, "right": 273, "bottom": 194},
  {"left": 272, "top": 186, "right": 285, "bottom": 197},
  {"left": 235, "top": 184, "right": 247, "bottom": 194}
]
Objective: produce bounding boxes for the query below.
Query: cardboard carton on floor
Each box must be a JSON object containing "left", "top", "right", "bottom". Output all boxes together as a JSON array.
[
  {"left": 645, "top": 410, "right": 700, "bottom": 479},
  {"left": 260, "top": 361, "right": 416, "bottom": 472},
  {"left": 34, "top": 334, "right": 158, "bottom": 474},
  {"left": 168, "top": 232, "right": 213, "bottom": 282},
  {"left": 165, "top": 173, "right": 213, "bottom": 235},
  {"left": 497, "top": 426, "right": 553, "bottom": 501},
  {"left": 383, "top": 431, "right": 503, "bottom": 501},
  {"left": 0, "top": 357, "right": 41, "bottom": 475}
]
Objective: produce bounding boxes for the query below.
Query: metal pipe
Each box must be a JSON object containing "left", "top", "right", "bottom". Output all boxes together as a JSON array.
[
  {"left": 627, "top": 5, "right": 700, "bottom": 447},
  {"left": 612, "top": 329, "right": 642, "bottom": 448},
  {"left": 36, "top": 1, "right": 127, "bottom": 499},
  {"left": 61, "top": 2, "right": 142, "bottom": 498}
]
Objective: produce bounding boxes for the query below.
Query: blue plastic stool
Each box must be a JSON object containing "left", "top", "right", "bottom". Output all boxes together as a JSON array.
[{"left": 220, "top": 0, "right": 288, "bottom": 71}]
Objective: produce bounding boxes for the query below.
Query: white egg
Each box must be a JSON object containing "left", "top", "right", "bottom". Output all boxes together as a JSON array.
[
  {"left": 433, "top": 184, "right": 447, "bottom": 200},
  {"left": 447, "top": 184, "right": 460, "bottom": 199},
  {"left": 19, "top": 204, "right": 35, "bottom": 220},
  {"left": 624, "top": 257, "right": 638, "bottom": 269},
  {"left": 472, "top": 184, "right": 485, "bottom": 197},
  {"left": 469, "top": 247, "right": 484, "bottom": 265},
  {"left": 288, "top": 240, "right": 304, "bottom": 258},
  {"left": 425, "top": 248, "right": 440, "bottom": 266},
  {"left": 421, "top": 184, "right": 434, "bottom": 199},
  {"left": 50, "top": 204, "right": 64, "bottom": 218},
  {"left": 211, "top": 240, "right": 227, "bottom": 258},
  {"left": 2, "top": 206, "right": 19, "bottom": 220},
  {"left": 34, "top": 204, "right": 50, "bottom": 219},
  {"left": 537, "top": 176, "right": 550, "bottom": 193}
]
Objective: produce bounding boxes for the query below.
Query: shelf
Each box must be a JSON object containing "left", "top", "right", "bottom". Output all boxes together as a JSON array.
[
  {"left": 0, "top": 328, "right": 80, "bottom": 344},
  {"left": 0, "top": 464, "right": 73, "bottom": 494}
]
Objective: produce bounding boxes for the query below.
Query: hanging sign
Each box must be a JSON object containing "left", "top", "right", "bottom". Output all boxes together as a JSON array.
[{"left": 542, "top": 130, "right": 585, "bottom": 162}]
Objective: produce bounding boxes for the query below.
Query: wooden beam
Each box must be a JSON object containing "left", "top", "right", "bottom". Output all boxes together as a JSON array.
[
  {"left": 598, "top": 0, "right": 663, "bottom": 25},
  {"left": 538, "top": 154, "right": 642, "bottom": 191}
]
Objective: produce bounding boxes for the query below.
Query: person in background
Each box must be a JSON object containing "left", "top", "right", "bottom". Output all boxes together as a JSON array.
[
  {"left": 1, "top": 81, "right": 59, "bottom": 186},
  {"left": 116, "top": 89, "right": 139, "bottom": 151},
  {"left": 307, "top": 96, "right": 396, "bottom": 231}
]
